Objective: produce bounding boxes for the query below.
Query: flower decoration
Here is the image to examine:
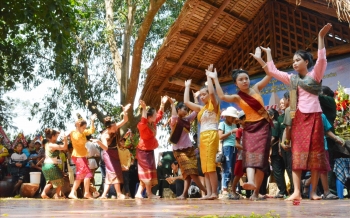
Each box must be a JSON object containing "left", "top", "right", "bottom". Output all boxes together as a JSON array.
[{"left": 334, "top": 82, "right": 350, "bottom": 139}]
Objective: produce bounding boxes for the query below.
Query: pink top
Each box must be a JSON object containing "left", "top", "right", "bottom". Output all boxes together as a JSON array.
[
  {"left": 170, "top": 111, "right": 197, "bottom": 150},
  {"left": 267, "top": 48, "right": 327, "bottom": 113}
]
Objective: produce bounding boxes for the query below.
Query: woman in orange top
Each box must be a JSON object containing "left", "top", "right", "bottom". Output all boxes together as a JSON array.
[
  {"left": 135, "top": 96, "right": 168, "bottom": 199},
  {"left": 68, "top": 114, "right": 98, "bottom": 199},
  {"left": 207, "top": 48, "right": 272, "bottom": 200}
]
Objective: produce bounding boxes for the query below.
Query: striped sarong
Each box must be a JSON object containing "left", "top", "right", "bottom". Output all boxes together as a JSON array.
[{"left": 136, "top": 148, "right": 157, "bottom": 186}]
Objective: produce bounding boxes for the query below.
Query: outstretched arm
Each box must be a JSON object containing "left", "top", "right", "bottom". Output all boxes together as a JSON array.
[
  {"left": 206, "top": 64, "right": 219, "bottom": 113},
  {"left": 168, "top": 98, "right": 177, "bottom": 117},
  {"left": 184, "top": 80, "right": 202, "bottom": 112},
  {"left": 250, "top": 47, "right": 272, "bottom": 91},
  {"left": 139, "top": 100, "right": 147, "bottom": 119},
  {"left": 206, "top": 69, "right": 240, "bottom": 103},
  {"left": 116, "top": 103, "right": 131, "bottom": 129},
  {"left": 319, "top": 23, "right": 332, "bottom": 50}
]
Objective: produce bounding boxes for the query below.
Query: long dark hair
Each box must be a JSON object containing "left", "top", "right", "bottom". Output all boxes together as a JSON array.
[{"left": 268, "top": 109, "right": 279, "bottom": 121}]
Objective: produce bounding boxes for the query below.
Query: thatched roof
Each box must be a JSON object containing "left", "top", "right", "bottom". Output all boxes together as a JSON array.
[{"left": 141, "top": 0, "right": 350, "bottom": 106}]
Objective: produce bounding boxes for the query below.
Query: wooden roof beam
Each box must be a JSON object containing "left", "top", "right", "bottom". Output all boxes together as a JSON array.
[
  {"left": 166, "top": 58, "right": 208, "bottom": 72},
  {"left": 180, "top": 31, "right": 229, "bottom": 51},
  {"left": 284, "top": 0, "right": 338, "bottom": 18},
  {"left": 157, "top": 0, "right": 232, "bottom": 94},
  {"left": 202, "top": 0, "right": 249, "bottom": 24},
  {"left": 168, "top": 77, "right": 202, "bottom": 91}
]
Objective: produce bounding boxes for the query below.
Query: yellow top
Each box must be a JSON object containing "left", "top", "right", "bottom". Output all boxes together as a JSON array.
[
  {"left": 58, "top": 151, "right": 67, "bottom": 171},
  {"left": 118, "top": 147, "right": 131, "bottom": 171},
  {"left": 70, "top": 126, "right": 95, "bottom": 157},
  {"left": 239, "top": 93, "right": 264, "bottom": 122}
]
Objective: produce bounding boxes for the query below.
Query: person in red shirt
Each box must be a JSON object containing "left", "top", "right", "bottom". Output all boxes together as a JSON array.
[{"left": 135, "top": 96, "right": 169, "bottom": 199}]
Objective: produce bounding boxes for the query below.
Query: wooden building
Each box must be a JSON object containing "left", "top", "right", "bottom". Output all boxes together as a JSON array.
[{"left": 140, "top": 0, "right": 350, "bottom": 107}]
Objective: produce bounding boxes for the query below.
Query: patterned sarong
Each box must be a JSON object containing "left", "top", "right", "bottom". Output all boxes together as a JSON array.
[
  {"left": 72, "top": 157, "right": 93, "bottom": 180},
  {"left": 200, "top": 130, "right": 219, "bottom": 173},
  {"left": 242, "top": 119, "right": 271, "bottom": 174},
  {"left": 333, "top": 158, "right": 350, "bottom": 185},
  {"left": 102, "top": 148, "right": 123, "bottom": 184},
  {"left": 42, "top": 163, "right": 64, "bottom": 188},
  {"left": 136, "top": 148, "right": 157, "bottom": 186},
  {"left": 291, "top": 110, "right": 327, "bottom": 170},
  {"left": 173, "top": 146, "right": 198, "bottom": 179}
]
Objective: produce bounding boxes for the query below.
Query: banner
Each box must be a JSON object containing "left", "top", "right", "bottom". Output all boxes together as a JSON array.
[
  {"left": 0, "top": 126, "right": 11, "bottom": 146},
  {"left": 11, "top": 132, "right": 28, "bottom": 148}
]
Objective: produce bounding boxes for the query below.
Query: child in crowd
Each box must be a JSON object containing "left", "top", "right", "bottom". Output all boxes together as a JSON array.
[
  {"left": 9, "top": 143, "right": 28, "bottom": 196},
  {"left": 118, "top": 138, "right": 132, "bottom": 197}
]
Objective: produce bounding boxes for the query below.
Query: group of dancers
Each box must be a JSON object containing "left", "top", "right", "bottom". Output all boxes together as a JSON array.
[{"left": 40, "top": 23, "right": 338, "bottom": 201}]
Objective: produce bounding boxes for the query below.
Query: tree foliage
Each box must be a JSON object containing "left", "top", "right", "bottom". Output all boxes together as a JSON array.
[{"left": 1, "top": 0, "right": 185, "bottom": 139}]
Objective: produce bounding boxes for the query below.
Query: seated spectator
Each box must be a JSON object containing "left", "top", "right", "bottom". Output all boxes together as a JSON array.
[
  {"left": 166, "top": 161, "right": 184, "bottom": 197},
  {"left": 9, "top": 143, "right": 28, "bottom": 196}
]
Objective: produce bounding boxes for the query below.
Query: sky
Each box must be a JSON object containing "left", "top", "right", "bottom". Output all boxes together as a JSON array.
[{"left": 4, "top": 80, "right": 85, "bottom": 137}]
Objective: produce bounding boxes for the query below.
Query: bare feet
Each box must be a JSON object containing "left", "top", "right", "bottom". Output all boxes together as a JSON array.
[
  {"left": 117, "top": 194, "right": 127, "bottom": 200},
  {"left": 83, "top": 193, "right": 94, "bottom": 199},
  {"left": 68, "top": 193, "right": 78, "bottom": 199},
  {"left": 199, "top": 195, "right": 211, "bottom": 200},
  {"left": 148, "top": 194, "right": 160, "bottom": 199},
  {"left": 134, "top": 194, "right": 143, "bottom": 199},
  {"left": 285, "top": 192, "right": 302, "bottom": 201},
  {"left": 208, "top": 194, "right": 218, "bottom": 200},
  {"left": 310, "top": 193, "right": 322, "bottom": 200},
  {"left": 176, "top": 195, "right": 186, "bottom": 200},
  {"left": 242, "top": 182, "right": 256, "bottom": 190},
  {"left": 98, "top": 196, "right": 107, "bottom": 199},
  {"left": 41, "top": 193, "right": 50, "bottom": 199}
]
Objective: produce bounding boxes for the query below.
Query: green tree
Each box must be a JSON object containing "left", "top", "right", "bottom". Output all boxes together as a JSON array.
[{"left": 29, "top": 0, "right": 185, "bottom": 133}]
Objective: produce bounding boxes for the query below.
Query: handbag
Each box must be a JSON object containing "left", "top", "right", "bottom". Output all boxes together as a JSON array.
[{"left": 216, "top": 152, "right": 225, "bottom": 163}]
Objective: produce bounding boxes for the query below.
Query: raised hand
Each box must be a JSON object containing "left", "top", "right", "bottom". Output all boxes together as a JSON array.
[
  {"left": 250, "top": 46, "right": 262, "bottom": 60},
  {"left": 139, "top": 100, "right": 146, "bottom": 109},
  {"left": 122, "top": 103, "right": 131, "bottom": 112},
  {"left": 168, "top": 97, "right": 176, "bottom": 105},
  {"left": 319, "top": 23, "right": 332, "bottom": 38},
  {"left": 207, "top": 64, "right": 213, "bottom": 72},
  {"left": 206, "top": 68, "right": 217, "bottom": 79},
  {"left": 161, "top": 95, "right": 168, "bottom": 105},
  {"left": 185, "top": 79, "right": 192, "bottom": 87},
  {"left": 90, "top": 114, "right": 97, "bottom": 121},
  {"left": 192, "top": 90, "right": 200, "bottom": 99}
]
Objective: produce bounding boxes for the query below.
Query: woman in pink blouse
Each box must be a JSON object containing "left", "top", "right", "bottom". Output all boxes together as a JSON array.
[{"left": 253, "top": 23, "right": 332, "bottom": 201}]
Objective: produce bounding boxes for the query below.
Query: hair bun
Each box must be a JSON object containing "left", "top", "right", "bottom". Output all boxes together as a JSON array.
[
  {"left": 44, "top": 128, "right": 52, "bottom": 135},
  {"left": 76, "top": 113, "right": 83, "bottom": 120}
]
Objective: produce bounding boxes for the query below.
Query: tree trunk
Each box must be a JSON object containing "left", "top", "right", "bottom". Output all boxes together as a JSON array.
[
  {"left": 126, "top": 0, "right": 166, "bottom": 108},
  {"left": 105, "top": 0, "right": 123, "bottom": 93},
  {"left": 121, "top": 0, "right": 136, "bottom": 105}
]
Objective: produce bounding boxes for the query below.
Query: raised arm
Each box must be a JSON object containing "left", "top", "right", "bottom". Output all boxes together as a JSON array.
[
  {"left": 169, "top": 98, "right": 177, "bottom": 117},
  {"left": 184, "top": 80, "right": 202, "bottom": 112},
  {"left": 116, "top": 103, "right": 131, "bottom": 129},
  {"left": 318, "top": 23, "right": 332, "bottom": 50},
  {"left": 139, "top": 100, "right": 147, "bottom": 119},
  {"left": 206, "top": 64, "right": 219, "bottom": 113},
  {"left": 311, "top": 23, "right": 332, "bottom": 82},
  {"left": 250, "top": 47, "right": 273, "bottom": 91},
  {"left": 159, "top": 96, "right": 168, "bottom": 112},
  {"left": 206, "top": 69, "right": 240, "bottom": 103},
  {"left": 84, "top": 114, "right": 96, "bottom": 135}
]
